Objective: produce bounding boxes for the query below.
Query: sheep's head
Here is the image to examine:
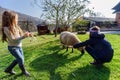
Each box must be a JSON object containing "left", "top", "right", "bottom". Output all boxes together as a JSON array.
[{"left": 77, "top": 46, "right": 85, "bottom": 54}]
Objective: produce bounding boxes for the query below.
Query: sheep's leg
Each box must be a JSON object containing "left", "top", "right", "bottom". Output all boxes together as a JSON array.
[
  {"left": 72, "top": 48, "right": 73, "bottom": 53},
  {"left": 66, "top": 47, "right": 68, "bottom": 52},
  {"left": 62, "top": 45, "right": 65, "bottom": 49},
  {"left": 61, "top": 43, "right": 65, "bottom": 49}
]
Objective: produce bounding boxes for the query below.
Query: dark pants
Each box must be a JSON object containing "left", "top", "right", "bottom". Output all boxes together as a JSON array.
[
  {"left": 8, "top": 46, "right": 24, "bottom": 66},
  {"left": 85, "top": 46, "right": 113, "bottom": 63}
]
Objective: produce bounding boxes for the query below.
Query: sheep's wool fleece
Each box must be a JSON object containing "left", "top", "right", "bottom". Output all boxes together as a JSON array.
[{"left": 60, "top": 31, "right": 80, "bottom": 46}]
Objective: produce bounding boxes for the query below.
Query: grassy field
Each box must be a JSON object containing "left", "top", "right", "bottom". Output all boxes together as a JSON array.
[{"left": 0, "top": 33, "right": 120, "bottom": 80}]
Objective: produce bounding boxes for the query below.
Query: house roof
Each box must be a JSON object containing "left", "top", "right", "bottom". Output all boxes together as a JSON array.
[
  {"left": 112, "top": 2, "right": 120, "bottom": 13},
  {"left": 83, "top": 17, "right": 115, "bottom": 22}
]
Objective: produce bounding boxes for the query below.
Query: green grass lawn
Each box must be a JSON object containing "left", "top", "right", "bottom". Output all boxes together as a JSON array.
[{"left": 0, "top": 33, "right": 120, "bottom": 80}]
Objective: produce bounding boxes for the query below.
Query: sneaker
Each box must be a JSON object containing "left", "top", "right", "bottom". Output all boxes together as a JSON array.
[{"left": 4, "top": 70, "right": 16, "bottom": 75}]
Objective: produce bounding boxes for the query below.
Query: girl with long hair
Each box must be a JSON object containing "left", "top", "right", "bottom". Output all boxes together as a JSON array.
[{"left": 1, "top": 11, "right": 30, "bottom": 76}]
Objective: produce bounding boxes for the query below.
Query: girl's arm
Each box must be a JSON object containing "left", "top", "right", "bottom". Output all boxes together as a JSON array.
[
  {"left": 4, "top": 27, "right": 28, "bottom": 42},
  {"left": 73, "top": 39, "right": 95, "bottom": 48}
]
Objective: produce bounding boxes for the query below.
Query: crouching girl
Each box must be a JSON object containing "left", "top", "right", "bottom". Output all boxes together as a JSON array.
[{"left": 73, "top": 26, "right": 114, "bottom": 65}]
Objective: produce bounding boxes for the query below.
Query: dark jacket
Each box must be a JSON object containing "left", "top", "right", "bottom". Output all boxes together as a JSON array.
[{"left": 73, "top": 32, "right": 113, "bottom": 61}]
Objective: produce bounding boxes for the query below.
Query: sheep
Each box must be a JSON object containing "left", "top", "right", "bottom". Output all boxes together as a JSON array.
[{"left": 60, "top": 31, "right": 85, "bottom": 54}]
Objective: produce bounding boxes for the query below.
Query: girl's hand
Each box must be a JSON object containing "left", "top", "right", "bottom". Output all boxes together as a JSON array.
[
  {"left": 29, "top": 33, "right": 33, "bottom": 37},
  {"left": 24, "top": 32, "right": 30, "bottom": 37}
]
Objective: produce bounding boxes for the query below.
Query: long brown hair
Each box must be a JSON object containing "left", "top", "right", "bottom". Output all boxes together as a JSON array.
[{"left": 1, "top": 11, "right": 23, "bottom": 42}]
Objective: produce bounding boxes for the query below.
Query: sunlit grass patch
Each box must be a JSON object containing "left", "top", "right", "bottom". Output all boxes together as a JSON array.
[{"left": 0, "top": 34, "right": 120, "bottom": 80}]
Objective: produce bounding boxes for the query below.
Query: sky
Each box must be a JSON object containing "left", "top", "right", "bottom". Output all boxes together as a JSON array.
[
  {"left": 0, "top": 0, "right": 120, "bottom": 18},
  {"left": 89, "top": 0, "right": 120, "bottom": 18}
]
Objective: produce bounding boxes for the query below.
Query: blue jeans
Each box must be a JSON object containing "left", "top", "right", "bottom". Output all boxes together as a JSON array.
[{"left": 8, "top": 46, "right": 24, "bottom": 66}]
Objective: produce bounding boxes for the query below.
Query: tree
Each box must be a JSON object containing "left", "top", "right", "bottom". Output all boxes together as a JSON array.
[{"left": 34, "top": 0, "right": 92, "bottom": 37}]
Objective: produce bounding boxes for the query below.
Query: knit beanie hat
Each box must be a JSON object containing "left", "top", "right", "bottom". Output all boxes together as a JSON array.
[{"left": 89, "top": 26, "right": 100, "bottom": 33}]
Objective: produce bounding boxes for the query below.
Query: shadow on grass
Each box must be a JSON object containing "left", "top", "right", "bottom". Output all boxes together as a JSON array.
[
  {"left": 0, "top": 74, "right": 24, "bottom": 80},
  {"left": 29, "top": 45, "right": 84, "bottom": 80},
  {"left": 0, "top": 74, "right": 12, "bottom": 80},
  {"left": 67, "top": 65, "right": 110, "bottom": 80}
]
